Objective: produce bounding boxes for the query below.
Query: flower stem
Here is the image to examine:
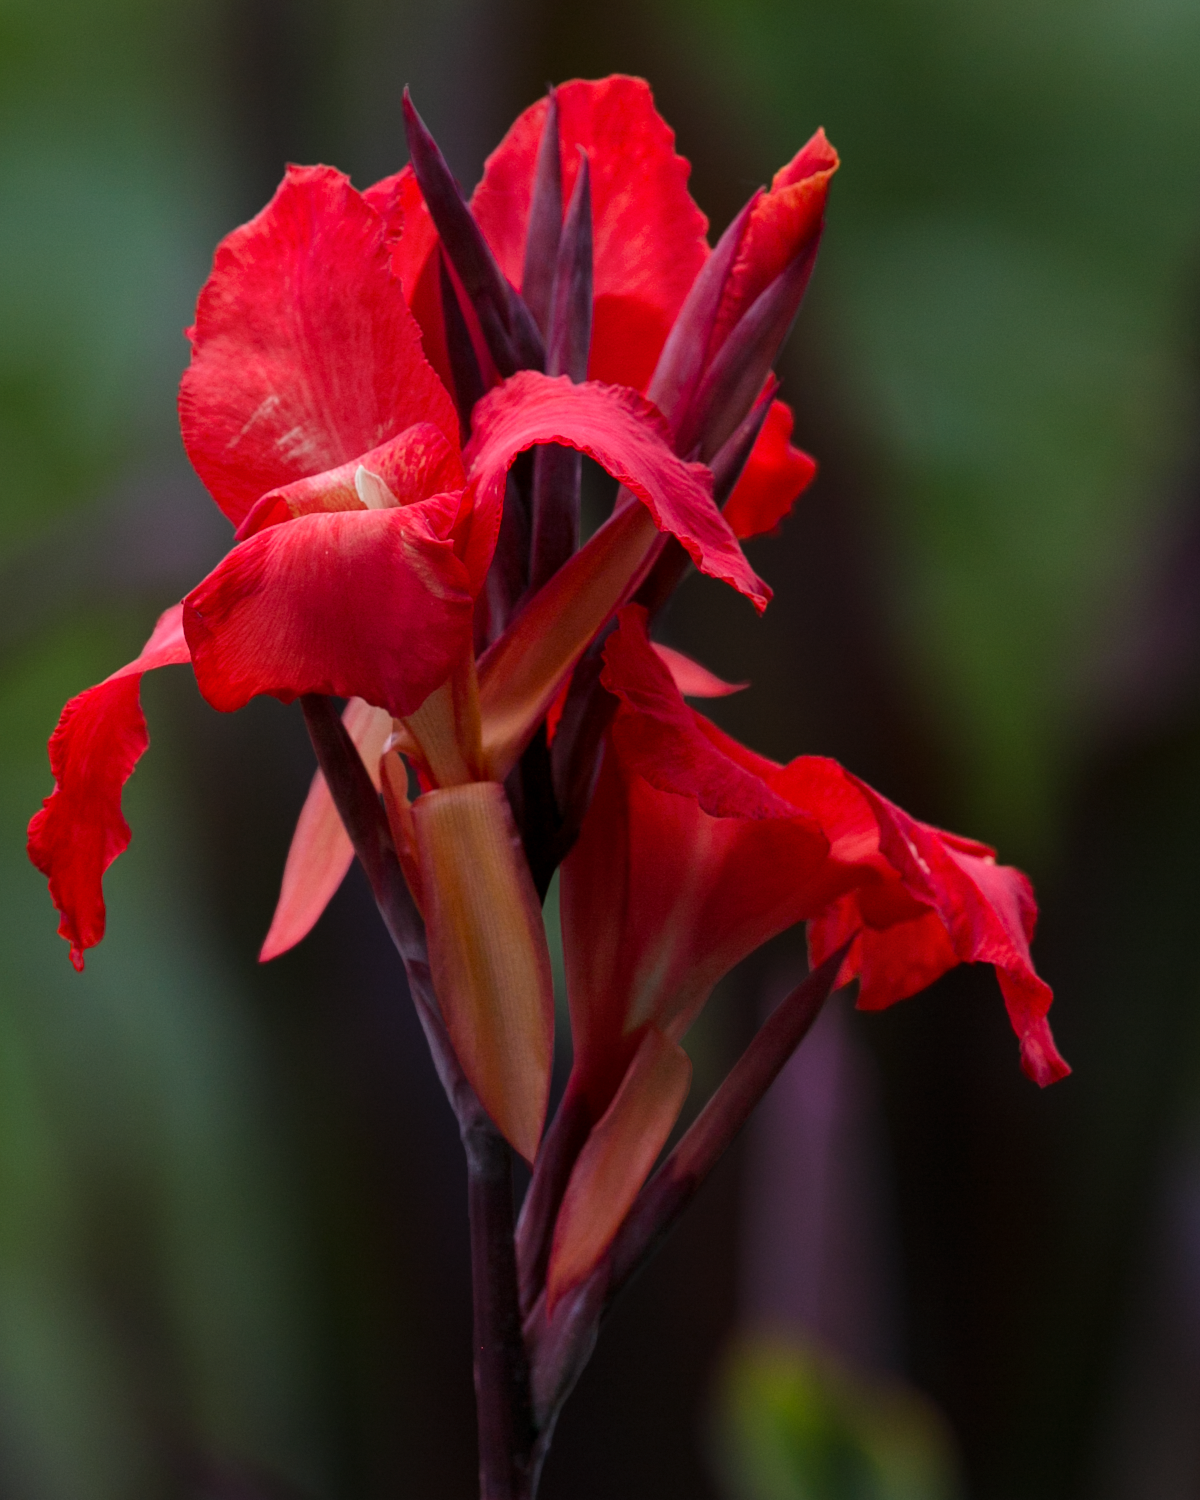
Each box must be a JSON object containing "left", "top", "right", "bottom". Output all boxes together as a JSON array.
[
  {"left": 464, "top": 1121, "right": 538, "bottom": 1499},
  {"left": 300, "top": 695, "right": 539, "bottom": 1498}
]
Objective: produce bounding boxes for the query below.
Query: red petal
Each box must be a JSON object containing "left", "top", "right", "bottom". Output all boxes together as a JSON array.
[
  {"left": 651, "top": 642, "right": 747, "bottom": 698},
  {"left": 465, "top": 372, "right": 769, "bottom": 610},
  {"left": 364, "top": 165, "right": 461, "bottom": 403},
  {"left": 184, "top": 495, "right": 475, "bottom": 719},
  {"left": 809, "top": 778, "right": 1070, "bottom": 1086},
  {"left": 601, "top": 608, "right": 793, "bottom": 817},
  {"left": 722, "top": 399, "right": 816, "bottom": 539},
  {"left": 561, "top": 733, "right": 835, "bottom": 1114},
  {"left": 259, "top": 698, "right": 393, "bottom": 961},
  {"left": 180, "top": 164, "right": 457, "bottom": 528},
  {"left": 567, "top": 608, "right": 1066, "bottom": 1104},
  {"left": 472, "top": 76, "right": 710, "bottom": 391},
  {"left": 561, "top": 607, "right": 837, "bottom": 1109},
  {"left": 235, "top": 423, "right": 465, "bottom": 539},
  {"left": 707, "top": 130, "right": 839, "bottom": 359},
  {"left": 27, "top": 605, "right": 192, "bottom": 969}
]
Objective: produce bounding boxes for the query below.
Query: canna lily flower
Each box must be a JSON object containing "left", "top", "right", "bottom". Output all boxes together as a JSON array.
[
  {"left": 28, "top": 140, "right": 774, "bottom": 1160},
  {"left": 532, "top": 606, "right": 1067, "bottom": 1308},
  {"left": 27, "top": 72, "right": 1070, "bottom": 1492}
]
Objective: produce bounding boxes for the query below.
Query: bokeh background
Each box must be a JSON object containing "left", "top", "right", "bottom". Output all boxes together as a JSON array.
[{"left": 3, "top": 1, "right": 1200, "bottom": 1496}]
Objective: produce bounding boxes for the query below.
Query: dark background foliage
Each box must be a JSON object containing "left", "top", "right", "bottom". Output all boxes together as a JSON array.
[{"left": 2, "top": 1, "right": 1199, "bottom": 1496}]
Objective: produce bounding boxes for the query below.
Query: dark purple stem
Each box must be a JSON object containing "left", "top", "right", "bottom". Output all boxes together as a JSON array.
[
  {"left": 299, "top": 696, "right": 536, "bottom": 1497},
  {"left": 464, "top": 1120, "right": 538, "bottom": 1500},
  {"left": 676, "top": 239, "right": 822, "bottom": 460},
  {"left": 440, "top": 250, "right": 486, "bottom": 438}
]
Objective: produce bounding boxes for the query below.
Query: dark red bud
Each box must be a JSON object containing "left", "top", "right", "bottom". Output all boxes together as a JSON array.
[
  {"left": 545, "top": 150, "right": 593, "bottom": 384},
  {"left": 521, "top": 89, "right": 563, "bottom": 338},
  {"left": 438, "top": 251, "right": 486, "bottom": 438},
  {"left": 675, "top": 240, "right": 820, "bottom": 461},
  {"left": 646, "top": 194, "right": 758, "bottom": 432},
  {"left": 403, "top": 89, "right": 545, "bottom": 377}
]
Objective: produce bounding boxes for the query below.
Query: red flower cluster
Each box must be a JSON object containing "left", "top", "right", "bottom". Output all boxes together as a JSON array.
[{"left": 28, "top": 76, "right": 1067, "bottom": 1320}]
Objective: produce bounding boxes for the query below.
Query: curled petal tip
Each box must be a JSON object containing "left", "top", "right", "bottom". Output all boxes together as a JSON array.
[{"left": 1021, "top": 1021, "right": 1071, "bottom": 1087}]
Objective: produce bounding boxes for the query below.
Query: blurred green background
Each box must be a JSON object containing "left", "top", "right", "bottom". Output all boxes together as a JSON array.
[{"left": 2, "top": 1, "right": 1199, "bottom": 1496}]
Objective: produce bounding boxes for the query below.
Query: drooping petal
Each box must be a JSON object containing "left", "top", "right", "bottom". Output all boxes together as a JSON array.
[
  {"left": 180, "top": 164, "right": 458, "bottom": 528},
  {"left": 602, "top": 609, "right": 794, "bottom": 818},
  {"left": 722, "top": 399, "right": 816, "bottom": 539},
  {"left": 413, "top": 781, "right": 555, "bottom": 1161},
  {"left": 235, "top": 423, "right": 465, "bottom": 539},
  {"left": 465, "top": 374, "right": 768, "bottom": 777},
  {"left": 27, "top": 605, "right": 192, "bottom": 970},
  {"left": 707, "top": 130, "right": 840, "bottom": 360},
  {"left": 259, "top": 698, "right": 394, "bottom": 962},
  {"left": 472, "top": 76, "right": 710, "bottom": 391},
  {"left": 563, "top": 608, "right": 1065, "bottom": 1115},
  {"left": 184, "top": 493, "right": 475, "bottom": 720},
  {"left": 814, "top": 781, "right": 1070, "bottom": 1086},
  {"left": 465, "top": 372, "right": 768, "bottom": 608},
  {"left": 546, "top": 1028, "right": 691, "bottom": 1310},
  {"left": 652, "top": 642, "right": 747, "bottom": 698},
  {"left": 561, "top": 729, "right": 835, "bottom": 1113}
]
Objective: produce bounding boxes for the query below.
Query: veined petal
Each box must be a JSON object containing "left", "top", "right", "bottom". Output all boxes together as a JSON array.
[
  {"left": 472, "top": 76, "right": 710, "bottom": 391},
  {"left": 563, "top": 607, "right": 1064, "bottom": 1122},
  {"left": 27, "top": 605, "right": 192, "bottom": 970},
  {"left": 184, "top": 494, "right": 474, "bottom": 719},
  {"left": 180, "top": 164, "right": 457, "bottom": 528},
  {"left": 723, "top": 399, "right": 816, "bottom": 539},
  {"left": 466, "top": 372, "right": 768, "bottom": 603},
  {"left": 562, "top": 740, "right": 834, "bottom": 1112},
  {"left": 235, "top": 423, "right": 465, "bottom": 539},
  {"left": 546, "top": 1027, "right": 691, "bottom": 1310},
  {"left": 707, "top": 130, "right": 839, "bottom": 359},
  {"left": 259, "top": 698, "right": 394, "bottom": 961},
  {"left": 413, "top": 782, "right": 554, "bottom": 1161},
  {"left": 465, "top": 374, "right": 767, "bottom": 776}
]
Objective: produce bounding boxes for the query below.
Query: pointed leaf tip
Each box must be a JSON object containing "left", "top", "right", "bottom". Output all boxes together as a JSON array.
[
  {"left": 521, "top": 86, "right": 563, "bottom": 337},
  {"left": 404, "top": 90, "right": 545, "bottom": 378}
]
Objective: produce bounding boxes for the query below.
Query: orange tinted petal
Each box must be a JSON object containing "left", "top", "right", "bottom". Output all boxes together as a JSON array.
[
  {"left": 259, "top": 698, "right": 393, "bottom": 961},
  {"left": 546, "top": 1027, "right": 691, "bottom": 1309},
  {"left": 652, "top": 642, "right": 747, "bottom": 698},
  {"left": 413, "top": 781, "right": 555, "bottom": 1160}
]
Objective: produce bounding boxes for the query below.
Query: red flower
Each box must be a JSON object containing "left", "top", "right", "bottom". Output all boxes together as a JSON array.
[
  {"left": 28, "top": 157, "right": 760, "bottom": 988},
  {"left": 402, "top": 77, "right": 828, "bottom": 536},
  {"left": 542, "top": 607, "right": 1066, "bottom": 1304},
  {"left": 29, "top": 72, "right": 1064, "bottom": 1210}
]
